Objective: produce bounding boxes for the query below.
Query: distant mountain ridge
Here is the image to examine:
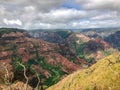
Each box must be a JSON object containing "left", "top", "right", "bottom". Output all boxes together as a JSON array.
[{"left": 29, "top": 29, "right": 118, "bottom": 67}]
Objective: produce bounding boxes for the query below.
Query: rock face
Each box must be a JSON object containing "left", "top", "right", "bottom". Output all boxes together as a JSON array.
[
  {"left": 0, "top": 29, "right": 81, "bottom": 89},
  {"left": 0, "top": 81, "right": 33, "bottom": 90},
  {"left": 105, "top": 31, "right": 120, "bottom": 50},
  {"left": 80, "top": 28, "right": 120, "bottom": 38},
  {"left": 66, "top": 33, "right": 117, "bottom": 63},
  {"left": 30, "top": 30, "right": 118, "bottom": 65},
  {"left": 29, "top": 30, "right": 65, "bottom": 44},
  {"left": 0, "top": 30, "right": 81, "bottom": 71},
  {"left": 0, "top": 62, "right": 14, "bottom": 84}
]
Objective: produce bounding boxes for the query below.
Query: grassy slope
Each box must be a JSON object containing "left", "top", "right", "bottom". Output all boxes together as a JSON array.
[{"left": 47, "top": 52, "right": 120, "bottom": 90}]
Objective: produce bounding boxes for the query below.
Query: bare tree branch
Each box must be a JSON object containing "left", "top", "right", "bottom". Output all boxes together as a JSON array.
[{"left": 17, "top": 62, "right": 29, "bottom": 90}]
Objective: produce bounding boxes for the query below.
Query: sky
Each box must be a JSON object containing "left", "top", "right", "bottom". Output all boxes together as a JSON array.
[{"left": 0, "top": 0, "right": 120, "bottom": 29}]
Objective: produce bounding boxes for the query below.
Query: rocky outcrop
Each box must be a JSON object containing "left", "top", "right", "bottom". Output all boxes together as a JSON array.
[
  {"left": 0, "top": 62, "right": 14, "bottom": 84},
  {"left": 105, "top": 31, "right": 120, "bottom": 50},
  {"left": 0, "top": 31, "right": 80, "bottom": 72},
  {"left": 0, "top": 81, "right": 33, "bottom": 90},
  {"left": 30, "top": 31, "right": 65, "bottom": 44}
]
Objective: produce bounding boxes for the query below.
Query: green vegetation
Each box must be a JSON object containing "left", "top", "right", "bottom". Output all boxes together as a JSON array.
[
  {"left": 72, "top": 42, "right": 96, "bottom": 65},
  {"left": 33, "top": 43, "right": 65, "bottom": 87},
  {"left": 69, "top": 39, "right": 110, "bottom": 66},
  {"left": 55, "top": 30, "right": 72, "bottom": 39},
  {"left": 10, "top": 47, "right": 65, "bottom": 89},
  {"left": 36, "top": 56, "right": 65, "bottom": 87},
  {"left": 0, "top": 28, "right": 24, "bottom": 37},
  {"left": 86, "top": 40, "right": 104, "bottom": 51},
  {"left": 47, "top": 52, "right": 120, "bottom": 90},
  {"left": 76, "top": 43, "right": 87, "bottom": 56}
]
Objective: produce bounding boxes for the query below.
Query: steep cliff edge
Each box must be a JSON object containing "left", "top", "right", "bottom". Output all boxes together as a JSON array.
[{"left": 47, "top": 52, "right": 120, "bottom": 90}]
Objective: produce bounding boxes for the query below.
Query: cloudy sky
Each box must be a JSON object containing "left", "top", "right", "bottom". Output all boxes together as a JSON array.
[{"left": 0, "top": 0, "right": 120, "bottom": 29}]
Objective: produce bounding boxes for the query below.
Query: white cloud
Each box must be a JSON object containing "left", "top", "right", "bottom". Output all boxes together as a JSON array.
[
  {"left": 24, "top": 6, "right": 35, "bottom": 12},
  {"left": 21, "top": 8, "right": 89, "bottom": 29},
  {"left": 71, "top": 19, "right": 120, "bottom": 28},
  {"left": 90, "top": 11, "right": 119, "bottom": 20},
  {"left": 0, "top": 0, "right": 120, "bottom": 29},
  {"left": 3, "top": 18, "right": 22, "bottom": 26},
  {"left": 0, "top": 0, "right": 66, "bottom": 12},
  {"left": 76, "top": 0, "right": 120, "bottom": 11},
  {"left": 37, "top": 9, "right": 87, "bottom": 24},
  {"left": 27, "top": 22, "right": 67, "bottom": 29},
  {"left": 0, "top": 6, "right": 6, "bottom": 15}
]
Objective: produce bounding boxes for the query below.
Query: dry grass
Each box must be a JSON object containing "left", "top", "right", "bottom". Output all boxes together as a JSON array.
[{"left": 47, "top": 52, "right": 120, "bottom": 90}]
